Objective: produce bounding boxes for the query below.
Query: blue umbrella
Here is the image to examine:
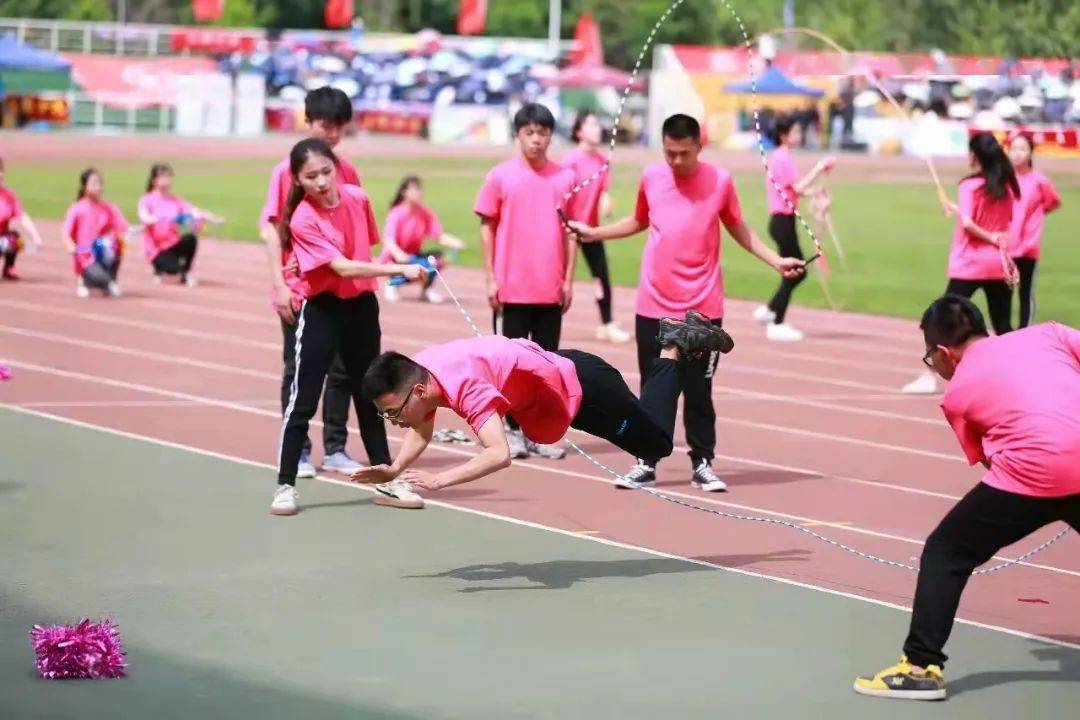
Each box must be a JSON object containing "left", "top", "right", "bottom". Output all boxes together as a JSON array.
[{"left": 724, "top": 65, "right": 823, "bottom": 96}]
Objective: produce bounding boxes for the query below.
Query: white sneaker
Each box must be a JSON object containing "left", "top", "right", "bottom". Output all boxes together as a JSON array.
[
  {"left": 526, "top": 439, "right": 566, "bottom": 460},
  {"left": 322, "top": 451, "right": 363, "bottom": 475},
  {"left": 506, "top": 428, "right": 529, "bottom": 459},
  {"left": 753, "top": 305, "right": 777, "bottom": 325},
  {"left": 383, "top": 284, "right": 399, "bottom": 302},
  {"left": 270, "top": 484, "right": 299, "bottom": 516},
  {"left": 766, "top": 322, "right": 804, "bottom": 342},
  {"left": 422, "top": 288, "right": 444, "bottom": 304},
  {"left": 596, "top": 322, "right": 631, "bottom": 343},
  {"left": 902, "top": 370, "right": 941, "bottom": 395},
  {"left": 615, "top": 461, "right": 657, "bottom": 489},
  {"left": 75, "top": 281, "right": 90, "bottom": 298},
  {"left": 107, "top": 281, "right": 122, "bottom": 298},
  {"left": 151, "top": 274, "right": 163, "bottom": 285},
  {"left": 297, "top": 452, "right": 317, "bottom": 479},
  {"left": 691, "top": 461, "right": 728, "bottom": 492},
  {"left": 373, "top": 478, "right": 425, "bottom": 509},
  {"left": 184, "top": 275, "right": 199, "bottom": 288}
]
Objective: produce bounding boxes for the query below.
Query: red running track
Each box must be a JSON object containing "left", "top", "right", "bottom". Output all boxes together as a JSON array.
[{"left": 1, "top": 229, "right": 1076, "bottom": 648}]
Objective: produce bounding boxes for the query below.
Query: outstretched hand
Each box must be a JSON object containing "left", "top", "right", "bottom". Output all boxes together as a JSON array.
[{"left": 350, "top": 464, "right": 397, "bottom": 484}]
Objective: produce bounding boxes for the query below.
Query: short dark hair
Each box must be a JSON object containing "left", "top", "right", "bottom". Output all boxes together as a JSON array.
[
  {"left": 661, "top": 114, "right": 700, "bottom": 142},
  {"left": 362, "top": 351, "right": 429, "bottom": 400},
  {"left": 920, "top": 295, "right": 989, "bottom": 348},
  {"left": 513, "top": 102, "right": 555, "bottom": 132},
  {"left": 304, "top": 86, "right": 353, "bottom": 125}
]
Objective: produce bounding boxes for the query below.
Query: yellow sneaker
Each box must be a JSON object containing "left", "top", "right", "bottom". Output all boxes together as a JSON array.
[{"left": 854, "top": 656, "right": 946, "bottom": 700}]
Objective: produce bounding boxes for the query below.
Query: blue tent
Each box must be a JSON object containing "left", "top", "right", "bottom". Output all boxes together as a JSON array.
[
  {"left": 0, "top": 34, "right": 71, "bottom": 71},
  {"left": 724, "top": 65, "right": 823, "bottom": 97}
]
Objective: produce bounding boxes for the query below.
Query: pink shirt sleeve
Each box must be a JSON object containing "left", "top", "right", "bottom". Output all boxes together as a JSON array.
[
  {"left": 634, "top": 179, "right": 649, "bottom": 225},
  {"left": 426, "top": 206, "right": 444, "bottom": 239},
  {"left": 108, "top": 203, "right": 130, "bottom": 234},
  {"left": 1041, "top": 176, "right": 1062, "bottom": 213},
  {"left": 942, "top": 397, "right": 986, "bottom": 466},
  {"left": 62, "top": 203, "right": 79, "bottom": 239},
  {"left": 718, "top": 175, "right": 744, "bottom": 230},
  {"left": 1052, "top": 323, "right": 1080, "bottom": 366},
  {"left": 459, "top": 377, "right": 510, "bottom": 435},
  {"left": 9, "top": 190, "right": 23, "bottom": 217},
  {"left": 260, "top": 164, "right": 289, "bottom": 227},
  {"left": 289, "top": 211, "right": 340, "bottom": 272},
  {"left": 384, "top": 206, "right": 403, "bottom": 242},
  {"left": 473, "top": 169, "right": 503, "bottom": 220},
  {"left": 957, "top": 178, "right": 976, "bottom": 218},
  {"left": 362, "top": 194, "right": 381, "bottom": 247}
]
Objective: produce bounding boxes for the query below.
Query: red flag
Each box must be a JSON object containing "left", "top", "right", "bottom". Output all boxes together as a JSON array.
[
  {"left": 324, "top": 0, "right": 355, "bottom": 29},
  {"left": 457, "top": 0, "right": 488, "bottom": 36},
  {"left": 569, "top": 12, "right": 603, "bottom": 67},
  {"left": 191, "top": 0, "right": 223, "bottom": 22}
]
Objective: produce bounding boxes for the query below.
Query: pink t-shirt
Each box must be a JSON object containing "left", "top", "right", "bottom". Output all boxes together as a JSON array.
[
  {"left": 260, "top": 155, "right": 362, "bottom": 296},
  {"left": 1009, "top": 170, "right": 1061, "bottom": 260},
  {"left": 62, "top": 198, "right": 130, "bottom": 275},
  {"left": 414, "top": 335, "right": 583, "bottom": 445},
  {"left": 379, "top": 202, "right": 443, "bottom": 260},
  {"left": 765, "top": 146, "right": 799, "bottom": 215},
  {"left": 941, "top": 323, "right": 1080, "bottom": 498},
  {"left": 633, "top": 162, "right": 744, "bottom": 320},
  {"left": 288, "top": 184, "right": 380, "bottom": 300},
  {"left": 563, "top": 148, "right": 611, "bottom": 226},
  {"left": 138, "top": 190, "right": 193, "bottom": 261},
  {"left": 0, "top": 186, "right": 23, "bottom": 235},
  {"left": 948, "top": 176, "right": 1014, "bottom": 281},
  {"left": 473, "top": 157, "right": 576, "bottom": 305}
]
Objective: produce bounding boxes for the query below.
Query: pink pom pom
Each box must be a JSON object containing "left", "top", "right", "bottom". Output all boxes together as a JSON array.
[{"left": 30, "top": 619, "right": 127, "bottom": 679}]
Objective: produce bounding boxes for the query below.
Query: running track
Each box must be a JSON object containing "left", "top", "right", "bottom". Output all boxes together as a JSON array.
[{"left": 1, "top": 230, "right": 1076, "bottom": 651}]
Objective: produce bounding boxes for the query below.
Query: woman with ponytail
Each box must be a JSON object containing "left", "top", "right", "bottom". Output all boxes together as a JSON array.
[
  {"left": 271, "top": 138, "right": 424, "bottom": 516},
  {"left": 903, "top": 132, "right": 1020, "bottom": 394},
  {"left": 754, "top": 114, "right": 835, "bottom": 342}
]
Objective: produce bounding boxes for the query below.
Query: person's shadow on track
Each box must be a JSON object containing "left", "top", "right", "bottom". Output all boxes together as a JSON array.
[
  {"left": 947, "top": 639, "right": 1079, "bottom": 697},
  {"left": 405, "top": 550, "right": 811, "bottom": 592}
]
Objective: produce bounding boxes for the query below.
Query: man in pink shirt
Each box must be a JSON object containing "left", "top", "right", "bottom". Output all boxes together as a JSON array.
[
  {"left": 570, "top": 114, "right": 805, "bottom": 492},
  {"left": 259, "top": 87, "right": 366, "bottom": 478},
  {"left": 352, "top": 312, "right": 734, "bottom": 504},
  {"left": 856, "top": 295, "right": 1080, "bottom": 701},
  {"left": 474, "top": 103, "right": 577, "bottom": 461}
]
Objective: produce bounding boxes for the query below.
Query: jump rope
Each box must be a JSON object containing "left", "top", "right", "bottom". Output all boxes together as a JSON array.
[{"left": 429, "top": 0, "right": 1069, "bottom": 574}]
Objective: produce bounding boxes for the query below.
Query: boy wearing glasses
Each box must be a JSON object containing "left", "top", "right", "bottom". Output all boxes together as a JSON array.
[
  {"left": 351, "top": 313, "right": 735, "bottom": 508},
  {"left": 855, "top": 294, "right": 1080, "bottom": 701}
]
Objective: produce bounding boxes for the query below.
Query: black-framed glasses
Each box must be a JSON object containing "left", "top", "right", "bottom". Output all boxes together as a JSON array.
[
  {"left": 921, "top": 348, "right": 936, "bottom": 369},
  {"left": 378, "top": 386, "right": 415, "bottom": 420}
]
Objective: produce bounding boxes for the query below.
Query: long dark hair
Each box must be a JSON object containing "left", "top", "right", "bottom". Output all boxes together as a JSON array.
[
  {"left": 967, "top": 132, "right": 1020, "bottom": 200},
  {"left": 77, "top": 167, "right": 100, "bottom": 200},
  {"left": 390, "top": 175, "right": 421, "bottom": 209},
  {"left": 147, "top": 163, "right": 173, "bottom": 192},
  {"left": 279, "top": 138, "right": 338, "bottom": 251}
]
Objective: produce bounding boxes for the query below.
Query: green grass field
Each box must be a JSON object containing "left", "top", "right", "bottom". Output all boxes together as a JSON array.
[{"left": 11, "top": 155, "right": 1080, "bottom": 326}]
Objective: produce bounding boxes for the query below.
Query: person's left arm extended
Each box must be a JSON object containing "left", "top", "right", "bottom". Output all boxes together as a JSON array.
[
  {"left": 350, "top": 416, "right": 435, "bottom": 484},
  {"left": 727, "top": 221, "right": 806, "bottom": 279},
  {"left": 561, "top": 221, "right": 577, "bottom": 313},
  {"left": 11, "top": 212, "right": 43, "bottom": 247},
  {"left": 402, "top": 415, "right": 511, "bottom": 491}
]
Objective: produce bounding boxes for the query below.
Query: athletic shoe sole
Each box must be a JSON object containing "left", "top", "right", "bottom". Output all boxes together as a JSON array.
[
  {"left": 373, "top": 487, "right": 425, "bottom": 510},
  {"left": 852, "top": 684, "right": 946, "bottom": 701},
  {"left": 691, "top": 479, "right": 728, "bottom": 492},
  {"left": 615, "top": 479, "right": 656, "bottom": 490},
  {"left": 269, "top": 505, "right": 298, "bottom": 516},
  {"left": 296, "top": 468, "right": 317, "bottom": 479}
]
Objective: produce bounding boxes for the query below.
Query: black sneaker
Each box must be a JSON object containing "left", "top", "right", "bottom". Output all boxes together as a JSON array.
[
  {"left": 657, "top": 318, "right": 734, "bottom": 357},
  {"left": 684, "top": 310, "right": 735, "bottom": 354},
  {"left": 691, "top": 460, "right": 728, "bottom": 492},
  {"left": 615, "top": 461, "right": 656, "bottom": 489}
]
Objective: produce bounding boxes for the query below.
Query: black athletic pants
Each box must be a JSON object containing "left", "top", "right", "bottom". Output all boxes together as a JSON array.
[
  {"left": 1014, "top": 257, "right": 1037, "bottom": 329},
  {"left": 152, "top": 233, "right": 198, "bottom": 279},
  {"left": 635, "top": 314, "right": 721, "bottom": 468},
  {"left": 903, "top": 483, "right": 1079, "bottom": 669},
  {"left": 945, "top": 278, "right": 1013, "bottom": 336},
  {"left": 767, "top": 213, "right": 806, "bottom": 324},
  {"left": 495, "top": 303, "right": 563, "bottom": 431},
  {"left": 563, "top": 349, "right": 679, "bottom": 462},
  {"left": 280, "top": 318, "right": 351, "bottom": 458},
  {"left": 578, "top": 240, "right": 613, "bottom": 324},
  {"left": 81, "top": 258, "right": 120, "bottom": 289},
  {"left": 277, "top": 292, "right": 390, "bottom": 484}
]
